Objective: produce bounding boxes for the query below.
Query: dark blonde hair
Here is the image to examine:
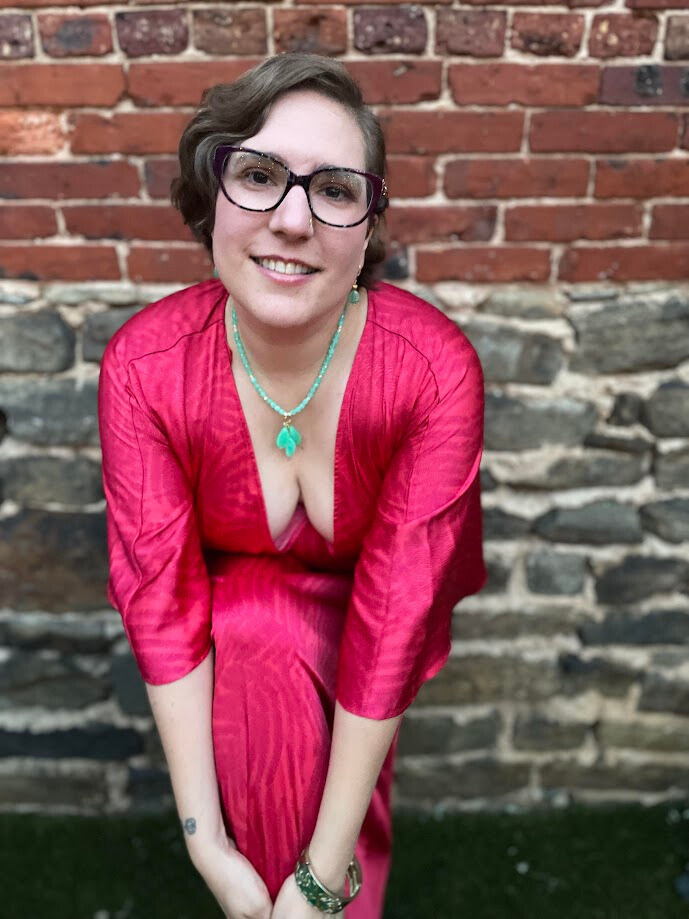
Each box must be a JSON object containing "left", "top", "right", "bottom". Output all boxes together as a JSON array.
[{"left": 171, "top": 52, "right": 389, "bottom": 290}]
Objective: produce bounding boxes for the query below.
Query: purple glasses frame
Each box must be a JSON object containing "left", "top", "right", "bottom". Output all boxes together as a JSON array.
[{"left": 212, "top": 144, "right": 388, "bottom": 228}]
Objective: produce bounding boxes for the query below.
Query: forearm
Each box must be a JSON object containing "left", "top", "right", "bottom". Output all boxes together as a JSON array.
[
  {"left": 144, "top": 645, "right": 231, "bottom": 864},
  {"left": 307, "top": 700, "right": 403, "bottom": 893}
]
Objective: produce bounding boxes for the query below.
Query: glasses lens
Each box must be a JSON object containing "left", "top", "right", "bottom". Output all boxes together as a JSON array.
[
  {"left": 309, "top": 170, "right": 373, "bottom": 226},
  {"left": 221, "top": 151, "right": 375, "bottom": 226},
  {"left": 223, "top": 150, "right": 287, "bottom": 210}
]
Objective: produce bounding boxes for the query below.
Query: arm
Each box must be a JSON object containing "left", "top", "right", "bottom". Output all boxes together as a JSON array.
[
  {"left": 144, "top": 646, "right": 230, "bottom": 864},
  {"left": 307, "top": 702, "right": 403, "bottom": 893}
]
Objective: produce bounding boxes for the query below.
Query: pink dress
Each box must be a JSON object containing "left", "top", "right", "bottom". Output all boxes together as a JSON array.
[{"left": 98, "top": 277, "right": 486, "bottom": 917}]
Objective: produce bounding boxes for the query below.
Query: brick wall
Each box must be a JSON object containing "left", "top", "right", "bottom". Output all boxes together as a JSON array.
[{"left": 0, "top": 2, "right": 688, "bottom": 815}]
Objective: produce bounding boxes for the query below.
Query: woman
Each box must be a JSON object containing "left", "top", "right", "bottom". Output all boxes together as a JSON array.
[{"left": 98, "top": 52, "right": 486, "bottom": 919}]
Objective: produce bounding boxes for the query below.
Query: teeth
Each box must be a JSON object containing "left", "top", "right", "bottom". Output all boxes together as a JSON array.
[{"left": 255, "top": 258, "right": 316, "bottom": 275}]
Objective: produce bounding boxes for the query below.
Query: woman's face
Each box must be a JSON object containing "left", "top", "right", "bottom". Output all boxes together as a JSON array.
[{"left": 212, "top": 89, "right": 376, "bottom": 328}]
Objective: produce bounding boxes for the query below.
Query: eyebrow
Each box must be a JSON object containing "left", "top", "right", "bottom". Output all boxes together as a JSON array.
[{"left": 261, "top": 150, "right": 346, "bottom": 172}]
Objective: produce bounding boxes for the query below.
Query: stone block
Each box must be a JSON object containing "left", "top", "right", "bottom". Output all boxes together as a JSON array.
[
  {"left": 638, "top": 674, "right": 689, "bottom": 715},
  {"left": 483, "top": 508, "right": 532, "bottom": 540},
  {"left": 580, "top": 608, "right": 689, "bottom": 645},
  {"left": 513, "top": 714, "right": 589, "bottom": 750},
  {"left": 534, "top": 500, "right": 642, "bottom": 545},
  {"left": 526, "top": 550, "right": 587, "bottom": 595},
  {"left": 395, "top": 756, "right": 530, "bottom": 800},
  {"left": 397, "top": 711, "right": 500, "bottom": 756},
  {"left": 641, "top": 498, "right": 689, "bottom": 543},
  {"left": 0, "top": 312, "right": 74, "bottom": 372},
  {"left": 558, "top": 652, "right": 640, "bottom": 697},
  {"left": 0, "top": 509, "right": 109, "bottom": 611},
  {"left": 0, "top": 378, "right": 98, "bottom": 446},
  {"left": 568, "top": 293, "right": 689, "bottom": 373},
  {"left": 463, "top": 321, "right": 564, "bottom": 384},
  {"left": 0, "top": 455, "right": 103, "bottom": 506},
  {"left": 0, "top": 723, "right": 142, "bottom": 759},
  {"left": 656, "top": 446, "right": 689, "bottom": 488},
  {"left": 595, "top": 555, "right": 689, "bottom": 604},
  {"left": 0, "top": 614, "right": 112, "bottom": 653},
  {"left": 0, "top": 650, "right": 110, "bottom": 709},
  {"left": 485, "top": 393, "right": 597, "bottom": 450},
  {"left": 82, "top": 307, "right": 138, "bottom": 361},
  {"left": 415, "top": 653, "right": 561, "bottom": 706},
  {"left": 111, "top": 652, "right": 151, "bottom": 717},
  {"left": 640, "top": 380, "right": 689, "bottom": 436}
]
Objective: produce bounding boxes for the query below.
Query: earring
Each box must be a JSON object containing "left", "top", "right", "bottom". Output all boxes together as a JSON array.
[{"left": 348, "top": 268, "right": 361, "bottom": 305}]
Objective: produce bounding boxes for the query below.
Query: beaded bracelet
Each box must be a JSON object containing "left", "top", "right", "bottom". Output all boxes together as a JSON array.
[{"left": 294, "top": 846, "right": 362, "bottom": 914}]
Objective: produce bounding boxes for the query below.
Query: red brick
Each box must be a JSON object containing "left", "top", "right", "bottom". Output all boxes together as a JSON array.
[
  {"left": 63, "top": 204, "right": 194, "bottom": 242},
  {"left": 127, "top": 60, "right": 259, "bottom": 106},
  {"left": 0, "top": 13, "right": 33, "bottom": 57},
  {"left": 0, "top": 63, "right": 123, "bottom": 106},
  {"left": 449, "top": 63, "right": 598, "bottom": 106},
  {"left": 627, "top": 0, "right": 689, "bottom": 9},
  {"left": 650, "top": 205, "right": 689, "bottom": 238},
  {"left": 0, "top": 0, "right": 120, "bottom": 6},
  {"left": 387, "top": 156, "right": 437, "bottom": 197},
  {"left": 128, "top": 245, "right": 212, "bottom": 283},
  {"left": 115, "top": 9, "right": 188, "bottom": 58},
  {"left": 511, "top": 12, "right": 584, "bottom": 56},
  {"left": 444, "top": 157, "right": 590, "bottom": 198},
  {"left": 0, "top": 244, "right": 120, "bottom": 281},
  {"left": 505, "top": 203, "right": 643, "bottom": 241},
  {"left": 0, "top": 111, "right": 64, "bottom": 154},
  {"left": 144, "top": 158, "right": 179, "bottom": 199},
  {"left": 435, "top": 9, "right": 506, "bottom": 56},
  {"left": 379, "top": 111, "right": 524, "bottom": 154},
  {"left": 70, "top": 112, "right": 192, "bottom": 155},
  {"left": 38, "top": 13, "right": 112, "bottom": 57},
  {"left": 386, "top": 205, "right": 496, "bottom": 244},
  {"left": 193, "top": 8, "right": 267, "bottom": 55},
  {"left": 589, "top": 13, "right": 658, "bottom": 58},
  {"left": 0, "top": 162, "right": 140, "bottom": 200},
  {"left": 273, "top": 8, "right": 345, "bottom": 54},
  {"left": 354, "top": 6, "right": 427, "bottom": 54},
  {"left": 0, "top": 205, "right": 57, "bottom": 239},
  {"left": 559, "top": 244, "right": 689, "bottom": 281},
  {"left": 665, "top": 15, "right": 689, "bottom": 58},
  {"left": 599, "top": 65, "right": 689, "bottom": 105},
  {"left": 417, "top": 247, "right": 550, "bottom": 283},
  {"left": 595, "top": 158, "right": 689, "bottom": 197},
  {"left": 530, "top": 112, "right": 678, "bottom": 152},
  {"left": 299, "top": 0, "right": 451, "bottom": 5},
  {"left": 346, "top": 61, "right": 441, "bottom": 104},
  {"left": 683, "top": 114, "right": 689, "bottom": 147}
]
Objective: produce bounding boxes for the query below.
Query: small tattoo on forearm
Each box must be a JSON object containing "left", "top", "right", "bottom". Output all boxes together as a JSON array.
[{"left": 182, "top": 818, "right": 197, "bottom": 836}]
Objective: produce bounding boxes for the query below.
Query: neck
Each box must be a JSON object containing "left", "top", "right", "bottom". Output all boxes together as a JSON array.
[{"left": 225, "top": 292, "right": 366, "bottom": 386}]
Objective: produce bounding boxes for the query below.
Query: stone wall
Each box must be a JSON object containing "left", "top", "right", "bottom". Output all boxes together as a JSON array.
[
  {"left": 1, "top": 0, "right": 689, "bottom": 815},
  {"left": 0, "top": 278, "right": 687, "bottom": 816}
]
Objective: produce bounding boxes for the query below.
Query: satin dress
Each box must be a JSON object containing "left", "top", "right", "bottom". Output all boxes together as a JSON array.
[{"left": 98, "top": 277, "right": 486, "bottom": 917}]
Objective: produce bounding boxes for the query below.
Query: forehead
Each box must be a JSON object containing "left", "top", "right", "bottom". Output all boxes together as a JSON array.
[{"left": 243, "top": 90, "right": 367, "bottom": 172}]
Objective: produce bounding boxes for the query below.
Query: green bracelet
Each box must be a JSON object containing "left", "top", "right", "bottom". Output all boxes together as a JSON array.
[{"left": 294, "top": 846, "right": 362, "bottom": 914}]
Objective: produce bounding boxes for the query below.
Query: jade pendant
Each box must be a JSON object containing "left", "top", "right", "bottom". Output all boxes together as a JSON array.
[{"left": 276, "top": 423, "right": 302, "bottom": 458}]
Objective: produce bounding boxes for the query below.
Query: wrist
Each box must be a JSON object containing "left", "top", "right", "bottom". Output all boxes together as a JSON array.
[{"left": 305, "top": 843, "right": 349, "bottom": 896}]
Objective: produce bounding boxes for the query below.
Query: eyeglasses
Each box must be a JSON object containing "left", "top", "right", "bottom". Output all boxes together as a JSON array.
[{"left": 212, "top": 145, "right": 388, "bottom": 228}]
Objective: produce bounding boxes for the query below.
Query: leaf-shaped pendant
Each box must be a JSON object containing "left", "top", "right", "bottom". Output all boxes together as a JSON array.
[{"left": 276, "top": 423, "right": 301, "bottom": 458}]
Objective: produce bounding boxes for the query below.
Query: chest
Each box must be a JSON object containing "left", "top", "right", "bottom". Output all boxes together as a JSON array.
[{"left": 227, "top": 295, "right": 368, "bottom": 548}]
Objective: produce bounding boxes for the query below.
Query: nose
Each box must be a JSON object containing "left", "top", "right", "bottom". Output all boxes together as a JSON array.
[{"left": 268, "top": 183, "right": 313, "bottom": 236}]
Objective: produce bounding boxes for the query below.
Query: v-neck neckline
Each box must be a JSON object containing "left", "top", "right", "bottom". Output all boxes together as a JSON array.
[{"left": 216, "top": 284, "right": 374, "bottom": 554}]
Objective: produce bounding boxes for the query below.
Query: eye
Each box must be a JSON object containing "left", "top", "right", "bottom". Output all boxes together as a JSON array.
[{"left": 241, "top": 168, "right": 275, "bottom": 186}]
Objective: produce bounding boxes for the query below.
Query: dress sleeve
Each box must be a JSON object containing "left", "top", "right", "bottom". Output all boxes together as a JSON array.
[
  {"left": 98, "top": 338, "right": 213, "bottom": 685},
  {"left": 335, "top": 336, "right": 486, "bottom": 720}
]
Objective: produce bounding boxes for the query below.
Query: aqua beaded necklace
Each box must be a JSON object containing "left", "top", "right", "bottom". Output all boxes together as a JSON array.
[{"left": 231, "top": 287, "right": 359, "bottom": 458}]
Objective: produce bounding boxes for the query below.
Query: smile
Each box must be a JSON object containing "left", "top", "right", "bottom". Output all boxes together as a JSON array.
[{"left": 252, "top": 257, "right": 319, "bottom": 275}]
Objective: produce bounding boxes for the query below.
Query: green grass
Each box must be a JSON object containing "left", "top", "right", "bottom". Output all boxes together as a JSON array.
[{"left": 2, "top": 801, "right": 689, "bottom": 918}]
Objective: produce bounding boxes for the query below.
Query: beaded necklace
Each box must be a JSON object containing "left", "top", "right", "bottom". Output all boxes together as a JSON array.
[{"left": 231, "top": 284, "right": 360, "bottom": 458}]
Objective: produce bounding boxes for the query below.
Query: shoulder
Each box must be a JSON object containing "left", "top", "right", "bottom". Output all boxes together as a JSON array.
[
  {"left": 103, "top": 279, "right": 225, "bottom": 369},
  {"left": 369, "top": 281, "right": 483, "bottom": 398}
]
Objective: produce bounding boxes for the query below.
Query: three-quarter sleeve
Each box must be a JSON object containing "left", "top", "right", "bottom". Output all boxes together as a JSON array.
[
  {"left": 98, "top": 338, "right": 212, "bottom": 685},
  {"left": 335, "top": 335, "right": 486, "bottom": 720}
]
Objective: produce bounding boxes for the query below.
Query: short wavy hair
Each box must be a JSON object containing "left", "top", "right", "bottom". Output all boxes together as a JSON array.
[{"left": 171, "top": 52, "right": 389, "bottom": 291}]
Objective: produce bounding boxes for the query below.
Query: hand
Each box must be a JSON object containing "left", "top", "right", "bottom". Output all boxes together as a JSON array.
[
  {"left": 191, "top": 837, "right": 273, "bottom": 919},
  {"left": 271, "top": 871, "right": 344, "bottom": 919}
]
